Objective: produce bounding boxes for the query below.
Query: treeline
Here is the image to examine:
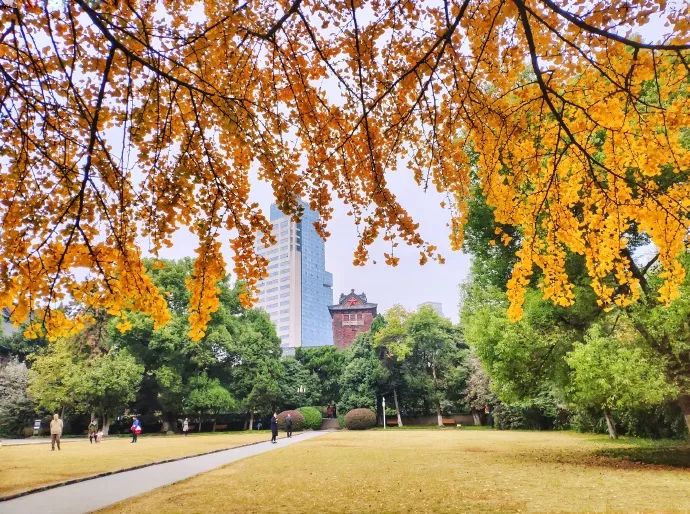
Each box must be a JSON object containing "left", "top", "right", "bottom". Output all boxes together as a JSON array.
[
  {"left": 460, "top": 188, "right": 690, "bottom": 439},
  {"left": 1, "top": 259, "right": 286, "bottom": 435},
  {"left": 0, "top": 258, "right": 478, "bottom": 437},
  {"left": 3, "top": 224, "right": 689, "bottom": 440}
]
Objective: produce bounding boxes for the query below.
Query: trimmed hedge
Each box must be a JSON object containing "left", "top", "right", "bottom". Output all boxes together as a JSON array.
[
  {"left": 344, "top": 408, "right": 377, "bottom": 430},
  {"left": 277, "top": 410, "right": 305, "bottom": 431},
  {"left": 298, "top": 406, "right": 323, "bottom": 430}
]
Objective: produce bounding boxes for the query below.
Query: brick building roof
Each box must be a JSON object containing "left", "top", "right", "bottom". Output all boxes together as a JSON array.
[{"left": 328, "top": 289, "right": 377, "bottom": 313}]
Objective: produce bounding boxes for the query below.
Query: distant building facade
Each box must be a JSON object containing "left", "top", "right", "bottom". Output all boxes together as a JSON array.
[
  {"left": 328, "top": 290, "right": 377, "bottom": 349},
  {"left": 255, "top": 203, "right": 333, "bottom": 349},
  {"left": 417, "top": 301, "right": 444, "bottom": 317}
]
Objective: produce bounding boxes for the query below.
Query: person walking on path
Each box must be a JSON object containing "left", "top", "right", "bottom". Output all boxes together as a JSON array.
[
  {"left": 88, "top": 419, "right": 98, "bottom": 444},
  {"left": 182, "top": 418, "right": 189, "bottom": 436},
  {"left": 286, "top": 413, "right": 293, "bottom": 438},
  {"left": 270, "top": 412, "right": 278, "bottom": 444},
  {"left": 130, "top": 416, "right": 142, "bottom": 443},
  {"left": 50, "top": 413, "right": 63, "bottom": 451}
]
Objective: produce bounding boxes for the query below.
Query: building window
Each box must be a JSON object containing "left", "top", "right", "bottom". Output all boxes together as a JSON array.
[{"left": 342, "top": 312, "right": 364, "bottom": 326}]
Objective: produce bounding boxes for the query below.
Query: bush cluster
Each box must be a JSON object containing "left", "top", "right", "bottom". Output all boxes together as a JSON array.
[
  {"left": 277, "top": 410, "right": 305, "bottom": 431},
  {"left": 297, "top": 406, "right": 322, "bottom": 430},
  {"left": 344, "top": 408, "right": 376, "bottom": 430}
]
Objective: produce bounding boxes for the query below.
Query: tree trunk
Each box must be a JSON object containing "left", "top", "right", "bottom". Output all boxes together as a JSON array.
[
  {"left": 212, "top": 418, "right": 216, "bottom": 432},
  {"left": 249, "top": 411, "right": 254, "bottom": 431},
  {"left": 430, "top": 363, "right": 443, "bottom": 427},
  {"left": 393, "top": 387, "right": 403, "bottom": 427},
  {"left": 471, "top": 410, "right": 481, "bottom": 426},
  {"left": 678, "top": 394, "right": 690, "bottom": 436},
  {"left": 198, "top": 413, "right": 202, "bottom": 432},
  {"left": 101, "top": 414, "right": 110, "bottom": 436},
  {"left": 603, "top": 407, "right": 618, "bottom": 439},
  {"left": 161, "top": 417, "right": 172, "bottom": 434}
]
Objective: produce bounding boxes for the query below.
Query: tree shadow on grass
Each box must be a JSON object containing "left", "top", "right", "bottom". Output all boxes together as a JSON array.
[
  {"left": 509, "top": 441, "right": 690, "bottom": 471},
  {"left": 595, "top": 444, "right": 690, "bottom": 469}
]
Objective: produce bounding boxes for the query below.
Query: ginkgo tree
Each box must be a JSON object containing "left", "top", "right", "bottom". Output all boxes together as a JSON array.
[{"left": 1, "top": 1, "right": 689, "bottom": 339}]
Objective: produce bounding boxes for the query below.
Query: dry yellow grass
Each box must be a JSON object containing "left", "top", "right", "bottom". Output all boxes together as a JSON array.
[
  {"left": 99, "top": 430, "right": 690, "bottom": 514},
  {"left": 0, "top": 431, "right": 268, "bottom": 496}
]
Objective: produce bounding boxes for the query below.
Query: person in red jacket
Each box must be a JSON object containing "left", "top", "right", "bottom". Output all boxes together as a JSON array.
[{"left": 130, "top": 416, "right": 142, "bottom": 443}]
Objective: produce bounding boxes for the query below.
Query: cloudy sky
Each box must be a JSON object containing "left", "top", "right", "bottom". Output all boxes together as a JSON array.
[{"left": 151, "top": 167, "right": 470, "bottom": 323}]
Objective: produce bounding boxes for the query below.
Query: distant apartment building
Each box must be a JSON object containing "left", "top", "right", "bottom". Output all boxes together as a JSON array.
[
  {"left": 417, "top": 301, "right": 444, "bottom": 317},
  {"left": 255, "top": 203, "right": 334, "bottom": 348}
]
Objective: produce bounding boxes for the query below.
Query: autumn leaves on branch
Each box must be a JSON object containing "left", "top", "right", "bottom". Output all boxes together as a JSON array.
[{"left": 0, "top": 0, "right": 688, "bottom": 339}]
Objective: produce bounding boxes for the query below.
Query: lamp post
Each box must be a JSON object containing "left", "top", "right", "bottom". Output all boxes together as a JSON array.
[{"left": 382, "top": 396, "right": 386, "bottom": 430}]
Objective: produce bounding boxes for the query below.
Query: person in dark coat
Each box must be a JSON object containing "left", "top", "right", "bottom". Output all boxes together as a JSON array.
[
  {"left": 270, "top": 412, "right": 278, "bottom": 444},
  {"left": 88, "top": 419, "right": 98, "bottom": 444},
  {"left": 285, "top": 413, "right": 293, "bottom": 438}
]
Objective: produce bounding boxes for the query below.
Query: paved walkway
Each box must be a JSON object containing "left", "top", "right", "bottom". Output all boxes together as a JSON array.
[{"left": 0, "top": 431, "right": 328, "bottom": 514}]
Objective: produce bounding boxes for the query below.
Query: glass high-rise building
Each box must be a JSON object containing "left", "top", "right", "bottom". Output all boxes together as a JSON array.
[{"left": 255, "top": 202, "right": 333, "bottom": 348}]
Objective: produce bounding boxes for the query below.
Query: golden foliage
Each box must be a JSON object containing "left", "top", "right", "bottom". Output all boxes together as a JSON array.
[{"left": 0, "top": 1, "right": 689, "bottom": 336}]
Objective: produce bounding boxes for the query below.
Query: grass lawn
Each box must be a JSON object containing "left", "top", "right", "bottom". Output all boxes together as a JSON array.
[
  {"left": 99, "top": 430, "right": 690, "bottom": 513},
  {"left": 0, "top": 431, "right": 269, "bottom": 497}
]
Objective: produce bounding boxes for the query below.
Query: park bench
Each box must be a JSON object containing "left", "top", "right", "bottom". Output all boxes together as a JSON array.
[
  {"left": 385, "top": 418, "right": 398, "bottom": 427},
  {"left": 441, "top": 417, "right": 457, "bottom": 427}
]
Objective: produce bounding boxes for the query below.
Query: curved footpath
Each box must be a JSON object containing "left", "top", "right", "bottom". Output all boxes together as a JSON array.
[{"left": 0, "top": 431, "right": 329, "bottom": 514}]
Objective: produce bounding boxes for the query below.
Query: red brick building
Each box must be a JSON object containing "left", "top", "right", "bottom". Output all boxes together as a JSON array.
[{"left": 328, "top": 290, "right": 377, "bottom": 349}]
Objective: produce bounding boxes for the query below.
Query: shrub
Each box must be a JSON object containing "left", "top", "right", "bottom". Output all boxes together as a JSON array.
[
  {"left": 298, "top": 406, "right": 322, "bottom": 430},
  {"left": 344, "top": 408, "right": 376, "bottom": 430},
  {"left": 277, "top": 410, "right": 305, "bottom": 431}
]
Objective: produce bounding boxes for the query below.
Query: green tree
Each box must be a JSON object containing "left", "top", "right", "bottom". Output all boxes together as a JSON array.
[
  {"left": 108, "top": 313, "right": 192, "bottom": 432},
  {"left": 184, "top": 374, "right": 236, "bottom": 432},
  {"left": 406, "top": 306, "right": 467, "bottom": 426},
  {"left": 217, "top": 309, "right": 283, "bottom": 429},
  {"left": 623, "top": 258, "right": 690, "bottom": 436},
  {"left": 566, "top": 325, "right": 676, "bottom": 439},
  {"left": 27, "top": 338, "right": 80, "bottom": 416},
  {"left": 111, "top": 259, "right": 270, "bottom": 432},
  {"left": 0, "top": 359, "right": 35, "bottom": 436},
  {"left": 28, "top": 337, "right": 143, "bottom": 434},
  {"left": 463, "top": 286, "right": 575, "bottom": 403},
  {"left": 338, "top": 334, "right": 388, "bottom": 414},
  {"left": 462, "top": 355, "right": 497, "bottom": 425},
  {"left": 81, "top": 349, "right": 144, "bottom": 434},
  {"left": 295, "top": 346, "right": 346, "bottom": 406},
  {"left": 278, "top": 358, "right": 321, "bottom": 410},
  {"left": 0, "top": 330, "right": 46, "bottom": 363},
  {"left": 373, "top": 305, "right": 412, "bottom": 426}
]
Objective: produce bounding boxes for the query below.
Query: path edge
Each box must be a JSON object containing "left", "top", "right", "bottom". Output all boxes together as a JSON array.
[{"left": 0, "top": 431, "right": 313, "bottom": 502}]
